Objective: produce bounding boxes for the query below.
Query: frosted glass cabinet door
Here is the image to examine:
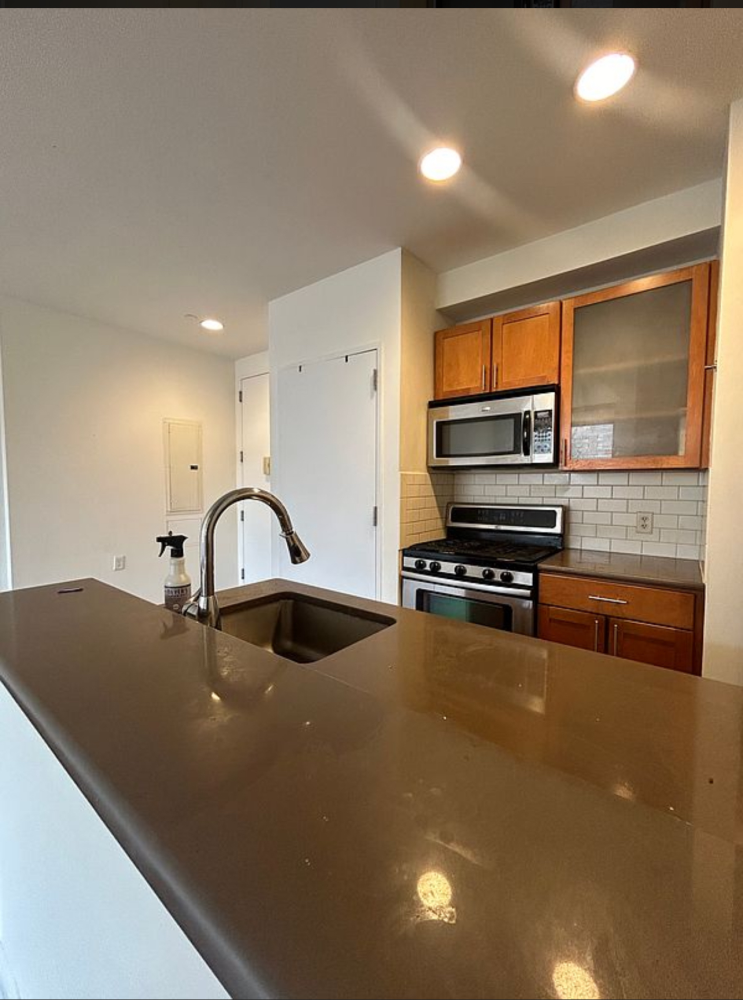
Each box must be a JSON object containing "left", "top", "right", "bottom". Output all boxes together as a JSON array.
[{"left": 561, "top": 264, "right": 710, "bottom": 470}]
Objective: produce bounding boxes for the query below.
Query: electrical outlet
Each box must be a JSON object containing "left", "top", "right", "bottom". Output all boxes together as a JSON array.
[
  {"left": 635, "top": 512, "right": 654, "bottom": 535},
  {"left": 113, "top": 555, "right": 126, "bottom": 572}
]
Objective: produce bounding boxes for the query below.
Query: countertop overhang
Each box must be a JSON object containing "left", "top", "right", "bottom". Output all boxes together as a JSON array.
[{"left": 0, "top": 578, "right": 741, "bottom": 999}]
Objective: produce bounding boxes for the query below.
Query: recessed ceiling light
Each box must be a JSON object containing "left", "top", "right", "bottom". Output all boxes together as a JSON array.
[
  {"left": 200, "top": 318, "right": 224, "bottom": 332},
  {"left": 419, "top": 147, "right": 462, "bottom": 182},
  {"left": 575, "top": 52, "right": 636, "bottom": 103}
]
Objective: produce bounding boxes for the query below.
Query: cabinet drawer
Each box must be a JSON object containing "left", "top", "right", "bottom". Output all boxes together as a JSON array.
[{"left": 539, "top": 573, "right": 695, "bottom": 630}]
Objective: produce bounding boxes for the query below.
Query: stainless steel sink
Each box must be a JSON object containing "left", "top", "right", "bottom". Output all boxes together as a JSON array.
[{"left": 219, "top": 592, "right": 395, "bottom": 663}]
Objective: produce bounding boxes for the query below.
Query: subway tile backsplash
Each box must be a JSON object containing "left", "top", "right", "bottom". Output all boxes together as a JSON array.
[
  {"left": 452, "top": 469, "right": 708, "bottom": 561},
  {"left": 400, "top": 472, "right": 456, "bottom": 548},
  {"left": 400, "top": 469, "right": 708, "bottom": 562}
]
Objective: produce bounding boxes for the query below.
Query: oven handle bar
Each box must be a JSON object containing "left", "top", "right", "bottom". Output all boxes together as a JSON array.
[{"left": 400, "top": 570, "right": 533, "bottom": 599}]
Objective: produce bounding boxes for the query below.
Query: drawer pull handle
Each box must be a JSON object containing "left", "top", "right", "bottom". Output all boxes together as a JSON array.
[{"left": 588, "top": 595, "right": 628, "bottom": 605}]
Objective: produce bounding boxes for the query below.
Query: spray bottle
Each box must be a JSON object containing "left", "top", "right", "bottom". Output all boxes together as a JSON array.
[{"left": 157, "top": 533, "right": 191, "bottom": 612}]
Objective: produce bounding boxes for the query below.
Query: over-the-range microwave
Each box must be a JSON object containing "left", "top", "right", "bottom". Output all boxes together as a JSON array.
[{"left": 428, "top": 386, "right": 558, "bottom": 469}]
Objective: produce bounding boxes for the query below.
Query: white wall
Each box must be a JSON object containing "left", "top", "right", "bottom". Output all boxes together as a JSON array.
[
  {"left": 0, "top": 298, "right": 238, "bottom": 604},
  {"left": 437, "top": 179, "right": 723, "bottom": 312},
  {"left": 704, "top": 100, "right": 743, "bottom": 686},
  {"left": 269, "top": 250, "right": 402, "bottom": 603},
  {"left": 0, "top": 681, "right": 229, "bottom": 1000}
]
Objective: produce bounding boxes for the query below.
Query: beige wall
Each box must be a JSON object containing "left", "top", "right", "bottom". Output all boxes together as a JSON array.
[
  {"left": 437, "top": 180, "right": 722, "bottom": 312},
  {"left": 704, "top": 99, "right": 743, "bottom": 685},
  {"left": 0, "top": 297, "right": 238, "bottom": 603},
  {"left": 400, "top": 251, "right": 445, "bottom": 474}
]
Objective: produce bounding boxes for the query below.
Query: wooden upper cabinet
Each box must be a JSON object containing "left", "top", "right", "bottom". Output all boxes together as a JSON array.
[
  {"left": 608, "top": 618, "right": 694, "bottom": 674},
  {"left": 434, "top": 320, "right": 492, "bottom": 400},
  {"left": 560, "top": 263, "right": 711, "bottom": 470},
  {"left": 492, "top": 301, "right": 560, "bottom": 391}
]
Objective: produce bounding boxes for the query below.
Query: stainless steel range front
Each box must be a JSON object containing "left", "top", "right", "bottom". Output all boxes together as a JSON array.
[{"left": 401, "top": 504, "right": 564, "bottom": 637}]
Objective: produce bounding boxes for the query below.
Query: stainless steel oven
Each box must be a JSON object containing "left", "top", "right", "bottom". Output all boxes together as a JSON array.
[
  {"left": 401, "top": 576, "right": 535, "bottom": 636},
  {"left": 428, "top": 386, "right": 557, "bottom": 468}
]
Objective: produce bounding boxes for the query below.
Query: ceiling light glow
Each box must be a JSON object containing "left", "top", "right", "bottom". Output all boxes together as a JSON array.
[
  {"left": 200, "top": 318, "right": 224, "bottom": 332},
  {"left": 575, "top": 53, "right": 636, "bottom": 103},
  {"left": 419, "top": 147, "right": 462, "bottom": 182}
]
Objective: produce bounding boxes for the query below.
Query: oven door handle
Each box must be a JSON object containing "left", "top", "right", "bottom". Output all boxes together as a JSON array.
[
  {"left": 522, "top": 410, "right": 531, "bottom": 457},
  {"left": 400, "top": 571, "right": 533, "bottom": 599}
]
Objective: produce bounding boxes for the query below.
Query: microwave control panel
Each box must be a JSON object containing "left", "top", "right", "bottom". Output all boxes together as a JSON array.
[{"left": 533, "top": 409, "right": 554, "bottom": 457}]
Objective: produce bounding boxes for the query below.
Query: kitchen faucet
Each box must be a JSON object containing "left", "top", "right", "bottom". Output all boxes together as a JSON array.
[{"left": 182, "top": 487, "right": 310, "bottom": 628}]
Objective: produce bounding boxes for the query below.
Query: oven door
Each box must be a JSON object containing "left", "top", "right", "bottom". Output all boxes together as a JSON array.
[{"left": 401, "top": 576, "right": 535, "bottom": 637}]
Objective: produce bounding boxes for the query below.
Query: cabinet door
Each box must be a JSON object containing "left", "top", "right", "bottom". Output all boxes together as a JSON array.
[
  {"left": 608, "top": 618, "right": 694, "bottom": 673},
  {"left": 538, "top": 605, "right": 605, "bottom": 653},
  {"left": 561, "top": 264, "right": 710, "bottom": 470},
  {"left": 701, "top": 259, "right": 719, "bottom": 469},
  {"left": 492, "top": 302, "right": 560, "bottom": 391},
  {"left": 434, "top": 321, "right": 492, "bottom": 400}
]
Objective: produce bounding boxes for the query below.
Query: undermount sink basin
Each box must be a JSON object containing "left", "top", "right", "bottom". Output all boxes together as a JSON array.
[{"left": 219, "top": 592, "right": 395, "bottom": 663}]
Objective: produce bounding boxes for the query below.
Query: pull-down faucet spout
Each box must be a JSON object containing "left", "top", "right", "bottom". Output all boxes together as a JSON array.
[{"left": 181, "top": 488, "right": 310, "bottom": 629}]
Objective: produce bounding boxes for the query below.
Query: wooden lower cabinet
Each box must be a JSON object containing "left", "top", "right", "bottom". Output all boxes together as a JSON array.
[
  {"left": 609, "top": 618, "right": 695, "bottom": 673},
  {"left": 538, "top": 605, "right": 604, "bottom": 653},
  {"left": 538, "top": 572, "right": 702, "bottom": 674}
]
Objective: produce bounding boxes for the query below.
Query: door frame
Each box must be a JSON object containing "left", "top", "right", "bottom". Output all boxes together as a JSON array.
[
  {"left": 235, "top": 353, "right": 271, "bottom": 585},
  {"left": 239, "top": 370, "right": 272, "bottom": 585},
  {"left": 273, "top": 344, "right": 382, "bottom": 599}
]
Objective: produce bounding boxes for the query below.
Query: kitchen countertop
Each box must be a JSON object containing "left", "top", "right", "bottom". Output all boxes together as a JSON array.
[
  {"left": 541, "top": 547, "right": 704, "bottom": 591},
  {"left": 1, "top": 577, "right": 741, "bottom": 999}
]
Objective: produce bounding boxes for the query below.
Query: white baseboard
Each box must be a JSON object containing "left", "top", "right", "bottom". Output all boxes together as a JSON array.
[{"left": 0, "top": 940, "right": 20, "bottom": 1000}]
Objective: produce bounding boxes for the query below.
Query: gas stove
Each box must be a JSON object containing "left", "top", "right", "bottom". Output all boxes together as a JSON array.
[{"left": 401, "top": 503, "right": 564, "bottom": 637}]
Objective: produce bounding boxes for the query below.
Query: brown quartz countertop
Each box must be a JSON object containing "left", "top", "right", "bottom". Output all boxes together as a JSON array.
[
  {"left": 541, "top": 547, "right": 704, "bottom": 591},
  {"left": 1, "top": 578, "right": 741, "bottom": 1000}
]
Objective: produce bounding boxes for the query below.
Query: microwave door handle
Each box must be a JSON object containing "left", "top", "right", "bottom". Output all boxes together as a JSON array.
[{"left": 522, "top": 410, "right": 531, "bottom": 457}]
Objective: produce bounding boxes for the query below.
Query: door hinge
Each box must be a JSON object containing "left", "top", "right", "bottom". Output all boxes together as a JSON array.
[
  {"left": 238, "top": 390, "right": 243, "bottom": 403},
  {"left": 239, "top": 450, "right": 244, "bottom": 463},
  {"left": 240, "top": 510, "right": 245, "bottom": 522},
  {"left": 372, "top": 505, "right": 378, "bottom": 527},
  {"left": 241, "top": 568, "right": 245, "bottom": 581},
  {"left": 372, "top": 368, "right": 379, "bottom": 393}
]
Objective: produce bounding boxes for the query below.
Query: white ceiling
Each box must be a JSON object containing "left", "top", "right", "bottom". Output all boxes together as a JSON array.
[{"left": 2, "top": 9, "right": 743, "bottom": 359}]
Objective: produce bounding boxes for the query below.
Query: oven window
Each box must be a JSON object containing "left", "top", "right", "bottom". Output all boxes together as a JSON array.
[
  {"left": 436, "top": 413, "right": 520, "bottom": 458},
  {"left": 418, "top": 591, "right": 513, "bottom": 631}
]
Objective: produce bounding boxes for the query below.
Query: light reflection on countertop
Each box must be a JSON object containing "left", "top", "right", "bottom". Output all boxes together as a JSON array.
[
  {"left": 1, "top": 577, "right": 743, "bottom": 1000},
  {"left": 553, "top": 961, "right": 601, "bottom": 1000}
]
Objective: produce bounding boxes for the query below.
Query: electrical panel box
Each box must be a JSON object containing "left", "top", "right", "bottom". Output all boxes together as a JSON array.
[{"left": 164, "top": 419, "right": 203, "bottom": 514}]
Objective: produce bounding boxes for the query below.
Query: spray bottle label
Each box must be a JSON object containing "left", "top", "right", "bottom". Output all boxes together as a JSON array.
[{"left": 165, "top": 585, "right": 191, "bottom": 613}]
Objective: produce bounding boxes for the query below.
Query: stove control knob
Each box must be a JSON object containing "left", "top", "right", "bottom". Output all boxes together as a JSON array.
[
  {"left": 414, "top": 559, "right": 427, "bottom": 571},
  {"left": 500, "top": 571, "right": 514, "bottom": 584},
  {"left": 429, "top": 561, "right": 442, "bottom": 574},
  {"left": 454, "top": 564, "right": 467, "bottom": 577},
  {"left": 482, "top": 568, "right": 495, "bottom": 581}
]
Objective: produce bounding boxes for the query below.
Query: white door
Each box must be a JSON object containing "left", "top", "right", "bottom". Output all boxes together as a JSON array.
[
  {"left": 240, "top": 373, "right": 272, "bottom": 583},
  {"left": 276, "top": 350, "right": 378, "bottom": 599}
]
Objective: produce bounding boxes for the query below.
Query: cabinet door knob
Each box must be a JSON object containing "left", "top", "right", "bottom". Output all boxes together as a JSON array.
[
  {"left": 613, "top": 622, "right": 619, "bottom": 656},
  {"left": 594, "top": 619, "right": 600, "bottom": 652}
]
